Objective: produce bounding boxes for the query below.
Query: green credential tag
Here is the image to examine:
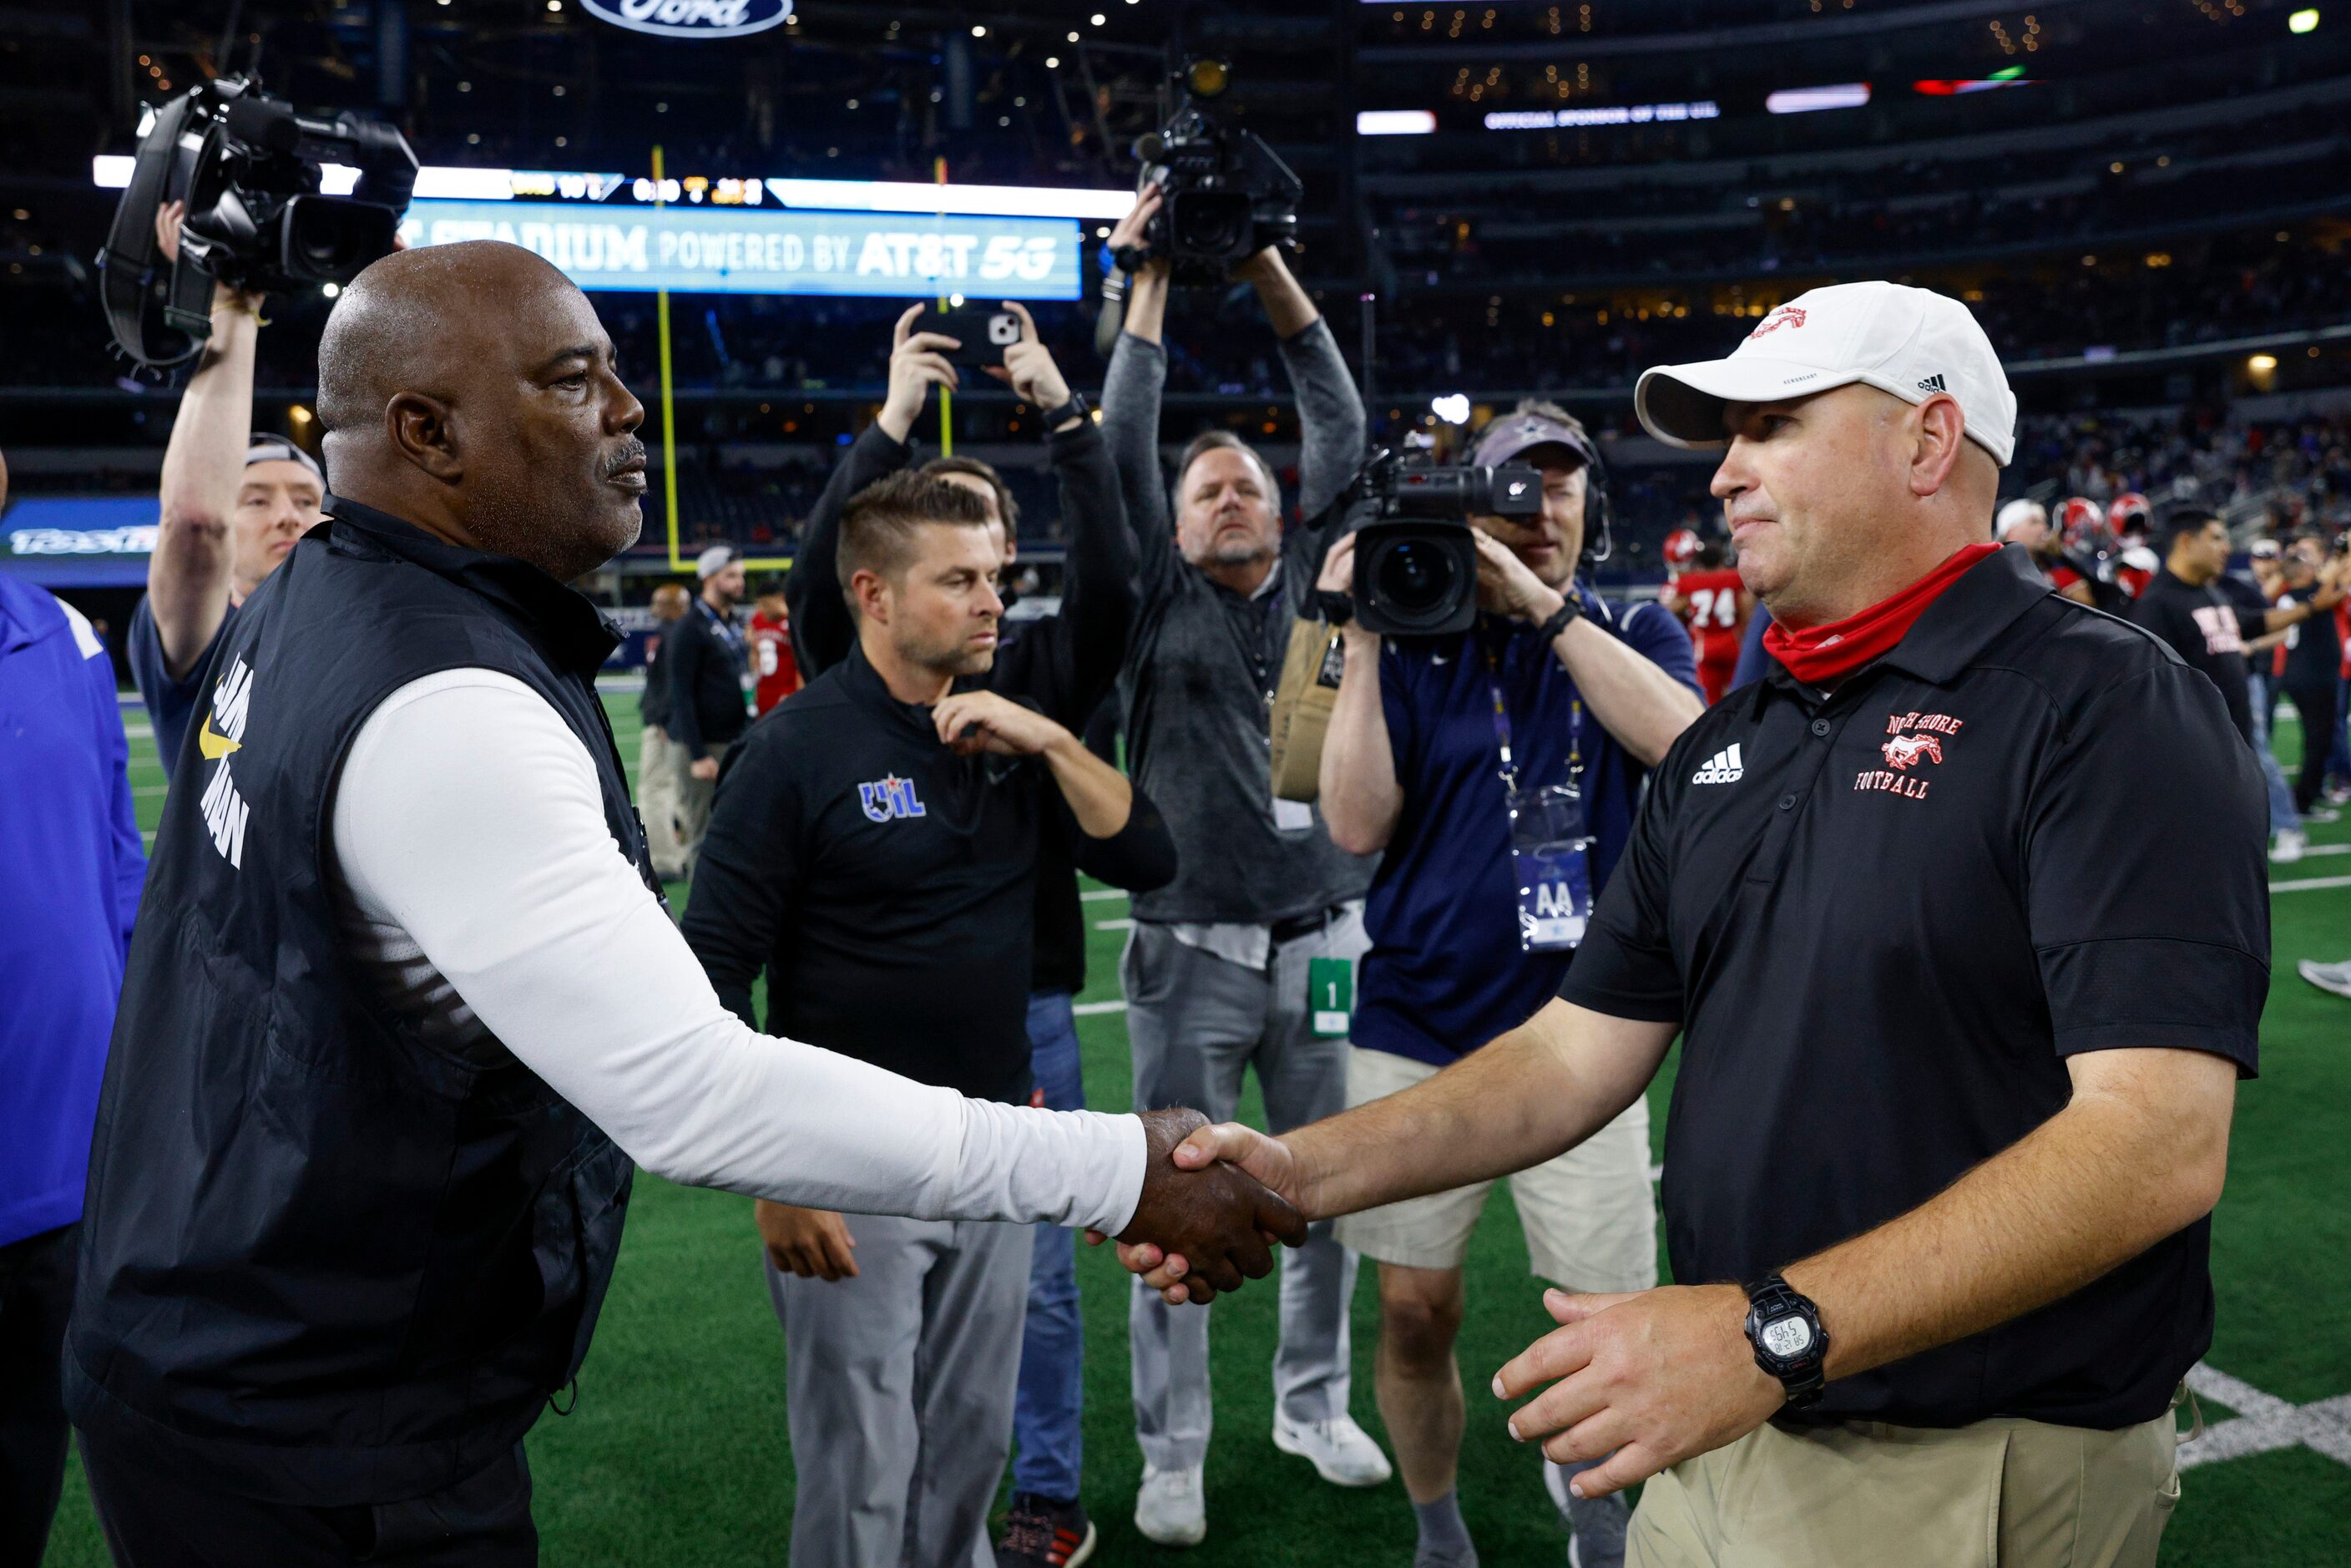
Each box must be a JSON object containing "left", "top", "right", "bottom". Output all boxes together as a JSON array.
[{"left": 1308, "top": 955, "right": 1354, "bottom": 1038}]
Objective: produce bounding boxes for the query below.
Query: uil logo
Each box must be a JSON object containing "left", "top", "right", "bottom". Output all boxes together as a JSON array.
[
  {"left": 858, "top": 774, "right": 928, "bottom": 824},
  {"left": 196, "top": 655, "right": 255, "bottom": 868}
]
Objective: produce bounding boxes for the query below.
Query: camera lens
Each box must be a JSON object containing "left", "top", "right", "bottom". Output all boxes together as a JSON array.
[
  {"left": 1375, "top": 539, "right": 1456, "bottom": 615},
  {"left": 1170, "top": 190, "right": 1253, "bottom": 260}
]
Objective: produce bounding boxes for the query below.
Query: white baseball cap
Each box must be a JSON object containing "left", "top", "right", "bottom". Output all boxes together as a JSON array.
[
  {"left": 1635, "top": 281, "right": 2017, "bottom": 467},
  {"left": 1995, "top": 497, "right": 2048, "bottom": 539},
  {"left": 695, "top": 544, "right": 742, "bottom": 579}
]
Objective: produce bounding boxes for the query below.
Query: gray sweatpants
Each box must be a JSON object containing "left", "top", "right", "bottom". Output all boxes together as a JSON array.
[
  {"left": 766, "top": 1214, "right": 1034, "bottom": 1568},
  {"left": 1122, "top": 911, "right": 1366, "bottom": 1473}
]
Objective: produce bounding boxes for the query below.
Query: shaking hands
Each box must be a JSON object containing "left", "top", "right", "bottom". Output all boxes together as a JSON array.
[
  {"left": 1093, "top": 1110, "right": 1311, "bottom": 1303},
  {"left": 1094, "top": 1114, "right": 1315, "bottom": 1305}
]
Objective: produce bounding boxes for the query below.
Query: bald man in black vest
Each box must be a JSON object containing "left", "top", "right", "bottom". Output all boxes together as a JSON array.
[{"left": 65, "top": 241, "right": 1297, "bottom": 1566}]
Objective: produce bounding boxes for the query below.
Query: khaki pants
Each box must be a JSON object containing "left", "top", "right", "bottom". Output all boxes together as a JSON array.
[
  {"left": 638, "top": 724, "right": 687, "bottom": 880},
  {"left": 1629, "top": 1404, "right": 2181, "bottom": 1568},
  {"left": 675, "top": 739, "right": 729, "bottom": 880}
]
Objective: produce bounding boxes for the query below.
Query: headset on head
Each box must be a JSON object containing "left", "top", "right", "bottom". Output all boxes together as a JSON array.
[{"left": 1492, "top": 419, "right": 1613, "bottom": 570}]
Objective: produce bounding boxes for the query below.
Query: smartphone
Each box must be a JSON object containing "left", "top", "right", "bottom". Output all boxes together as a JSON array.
[{"left": 923, "top": 305, "right": 1023, "bottom": 369}]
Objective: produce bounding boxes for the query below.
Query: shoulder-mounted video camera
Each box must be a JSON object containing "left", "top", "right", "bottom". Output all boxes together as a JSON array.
[
  {"left": 1337, "top": 449, "right": 1545, "bottom": 638},
  {"left": 99, "top": 75, "right": 417, "bottom": 370},
  {"left": 1129, "top": 58, "right": 1304, "bottom": 286}
]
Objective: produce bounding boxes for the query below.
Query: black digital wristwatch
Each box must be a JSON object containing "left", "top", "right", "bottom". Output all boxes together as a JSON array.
[{"left": 1742, "top": 1274, "right": 1828, "bottom": 1410}]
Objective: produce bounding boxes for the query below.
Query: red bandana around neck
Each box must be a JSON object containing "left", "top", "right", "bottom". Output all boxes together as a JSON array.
[{"left": 1762, "top": 542, "right": 2001, "bottom": 686}]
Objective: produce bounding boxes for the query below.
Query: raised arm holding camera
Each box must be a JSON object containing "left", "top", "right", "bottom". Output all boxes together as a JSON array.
[
  {"left": 1098, "top": 182, "right": 1394, "bottom": 1545},
  {"left": 129, "top": 201, "right": 330, "bottom": 781},
  {"left": 1311, "top": 403, "right": 1700, "bottom": 1567}
]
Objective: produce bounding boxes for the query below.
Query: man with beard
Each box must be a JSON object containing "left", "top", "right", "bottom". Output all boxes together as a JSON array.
[
  {"left": 1099, "top": 186, "right": 1393, "bottom": 1545},
  {"left": 683, "top": 472, "right": 1179, "bottom": 1568},
  {"left": 65, "top": 243, "right": 1297, "bottom": 1565}
]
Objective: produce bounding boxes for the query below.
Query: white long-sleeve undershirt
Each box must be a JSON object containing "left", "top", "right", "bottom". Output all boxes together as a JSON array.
[{"left": 328, "top": 668, "right": 1146, "bottom": 1232}]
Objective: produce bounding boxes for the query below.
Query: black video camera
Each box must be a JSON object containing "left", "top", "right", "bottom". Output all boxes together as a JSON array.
[
  {"left": 1130, "top": 58, "right": 1304, "bottom": 286},
  {"left": 1343, "top": 450, "right": 1545, "bottom": 638},
  {"left": 99, "top": 75, "right": 417, "bottom": 370}
]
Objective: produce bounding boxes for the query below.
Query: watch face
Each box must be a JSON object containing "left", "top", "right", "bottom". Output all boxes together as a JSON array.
[{"left": 1761, "top": 1315, "right": 1815, "bottom": 1360}]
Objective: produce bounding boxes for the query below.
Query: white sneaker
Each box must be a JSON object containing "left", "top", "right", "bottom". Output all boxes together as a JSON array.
[
  {"left": 2272, "top": 827, "right": 2308, "bottom": 864},
  {"left": 2299, "top": 959, "right": 2351, "bottom": 1000},
  {"left": 1134, "top": 1464, "right": 1206, "bottom": 1547},
  {"left": 1272, "top": 1413, "right": 1394, "bottom": 1487}
]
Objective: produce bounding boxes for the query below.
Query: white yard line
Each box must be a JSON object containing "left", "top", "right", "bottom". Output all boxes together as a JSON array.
[
  {"left": 1072, "top": 999, "right": 1128, "bottom": 1017},
  {"left": 1080, "top": 888, "right": 1129, "bottom": 903},
  {"left": 1095, "top": 918, "right": 1135, "bottom": 932},
  {"left": 2271, "top": 874, "right": 2351, "bottom": 893},
  {"left": 2181, "top": 1363, "right": 2351, "bottom": 1470}
]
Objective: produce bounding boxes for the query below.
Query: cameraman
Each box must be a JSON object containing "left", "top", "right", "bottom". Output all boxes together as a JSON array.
[
  {"left": 1100, "top": 187, "right": 1391, "bottom": 1544},
  {"left": 131, "top": 201, "right": 328, "bottom": 781},
  {"left": 1315, "top": 405, "right": 1700, "bottom": 1568}
]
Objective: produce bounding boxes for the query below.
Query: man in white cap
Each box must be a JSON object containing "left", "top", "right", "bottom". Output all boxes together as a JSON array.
[
  {"left": 1119, "top": 281, "right": 2263, "bottom": 1566},
  {"left": 664, "top": 543, "right": 751, "bottom": 876}
]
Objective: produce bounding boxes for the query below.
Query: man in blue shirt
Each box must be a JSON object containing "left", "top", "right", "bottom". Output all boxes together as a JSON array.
[
  {"left": 0, "top": 539, "right": 145, "bottom": 1564},
  {"left": 1313, "top": 403, "right": 1701, "bottom": 1568}
]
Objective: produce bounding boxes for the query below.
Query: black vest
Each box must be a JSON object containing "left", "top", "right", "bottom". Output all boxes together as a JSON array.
[{"left": 65, "top": 498, "right": 647, "bottom": 1505}]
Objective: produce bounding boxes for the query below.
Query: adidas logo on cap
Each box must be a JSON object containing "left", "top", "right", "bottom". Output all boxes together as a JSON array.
[
  {"left": 1915, "top": 372, "right": 1947, "bottom": 393},
  {"left": 1691, "top": 743, "right": 1745, "bottom": 785}
]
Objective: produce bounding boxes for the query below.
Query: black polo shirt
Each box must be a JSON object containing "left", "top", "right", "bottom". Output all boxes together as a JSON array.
[
  {"left": 1562, "top": 544, "right": 2268, "bottom": 1431},
  {"left": 680, "top": 644, "right": 1175, "bottom": 1103},
  {"left": 2129, "top": 568, "right": 2256, "bottom": 742}
]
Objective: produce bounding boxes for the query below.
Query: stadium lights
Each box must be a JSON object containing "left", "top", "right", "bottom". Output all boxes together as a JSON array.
[
  {"left": 1766, "top": 83, "right": 1870, "bottom": 114},
  {"left": 1357, "top": 109, "right": 1437, "bottom": 135},
  {"left": 2290, "top": 7, "right": 2319, "bottom": 30},
  {"left": 1431, "top": 393, "right": 1472, "bottom": 425},
  {"left": 92, "top": 156, "right": 1133, "bottom": 220},
  {"left": 2248, "top": 354, "right": 2280, "bottom": 372}
]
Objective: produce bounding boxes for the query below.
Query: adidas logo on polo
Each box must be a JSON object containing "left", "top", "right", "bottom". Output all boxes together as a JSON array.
[
  {"left": 1691, "top": 743, "right": 1745, "bottom": 784},
  {"left": 1915, "top": 372, "right": 1947, "bottom": 393}
]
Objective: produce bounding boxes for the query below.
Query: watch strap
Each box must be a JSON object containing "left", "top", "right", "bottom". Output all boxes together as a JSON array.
[
  {"left": 1041, "top": 391, "right": 1091, "bottom": 432},
  {"left": 1534, "top": 595, "right": 1582, "bottom": 644},
  {"left": 1743, "top": 1273, "right": 1829, "bottom": 1410}
]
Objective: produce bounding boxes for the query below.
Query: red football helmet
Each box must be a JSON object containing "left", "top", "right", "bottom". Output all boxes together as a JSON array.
[
  {"left": 2108, "top": 492, "right": 2151, "bottom": 542},
  {"left": 1663, "top": 528, "right": 1701, "bottom": 569},
  {"left": 2058, "top": 497, "right": 2107, "bottom": 552}
]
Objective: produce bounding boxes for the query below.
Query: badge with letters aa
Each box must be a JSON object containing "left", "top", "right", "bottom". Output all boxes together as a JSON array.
[
  {"left": 1507, "top": 782, "right": 1592, "bottom": 952},
  {"left": 1307, "top": 956, "right": 1353, "bottom": 1038}
]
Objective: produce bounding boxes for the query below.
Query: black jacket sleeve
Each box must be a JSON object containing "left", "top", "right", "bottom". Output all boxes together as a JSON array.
[
  {"left": 665, "top": 610, "right": 710, "bottom": 760},
  {"left": 679, "top": 727, "right": 802, "bottom": 1029},
  {"left": 1064, "top": 777, "right": 1177, "bottom": 893},
  {"left": 1043, "top": 419, "right": 1141, "bottom": 723},
  {"left": 787, "top": 423, "right": 914, "bottom": 680},
  {"left": 989, "top": 422, "right": 1140, "bottom": 731}
]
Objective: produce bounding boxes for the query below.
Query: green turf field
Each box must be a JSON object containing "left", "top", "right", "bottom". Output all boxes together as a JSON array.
[{"left": 43, "top": 687, "right": 2351, "bottom": 1565}]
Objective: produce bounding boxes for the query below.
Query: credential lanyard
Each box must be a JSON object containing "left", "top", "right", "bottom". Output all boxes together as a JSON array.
[{"left": 1479, "top": 630, "right": 1583, "bottom": 797}]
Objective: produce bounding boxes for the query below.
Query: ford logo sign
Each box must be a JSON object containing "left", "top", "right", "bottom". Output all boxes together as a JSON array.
[{"left": 578, "top": 0, "right": 791, "bottom": 39}]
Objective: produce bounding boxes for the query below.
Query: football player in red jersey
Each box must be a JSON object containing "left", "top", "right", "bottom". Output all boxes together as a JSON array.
[
  {"left": 746, "top": 584, "right": 801, "bottom": 717},
  {"left": 1664, "top": 537, "right": 1752, "bottom": 705},
  {"left": 1662, "top": 526, "right": 1701, "bottom": 574}
]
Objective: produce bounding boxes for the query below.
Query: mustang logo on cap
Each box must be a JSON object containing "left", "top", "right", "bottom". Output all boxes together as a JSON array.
[{"left": 1749, "top": 306, "right": 1807, "bottom": 339}]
